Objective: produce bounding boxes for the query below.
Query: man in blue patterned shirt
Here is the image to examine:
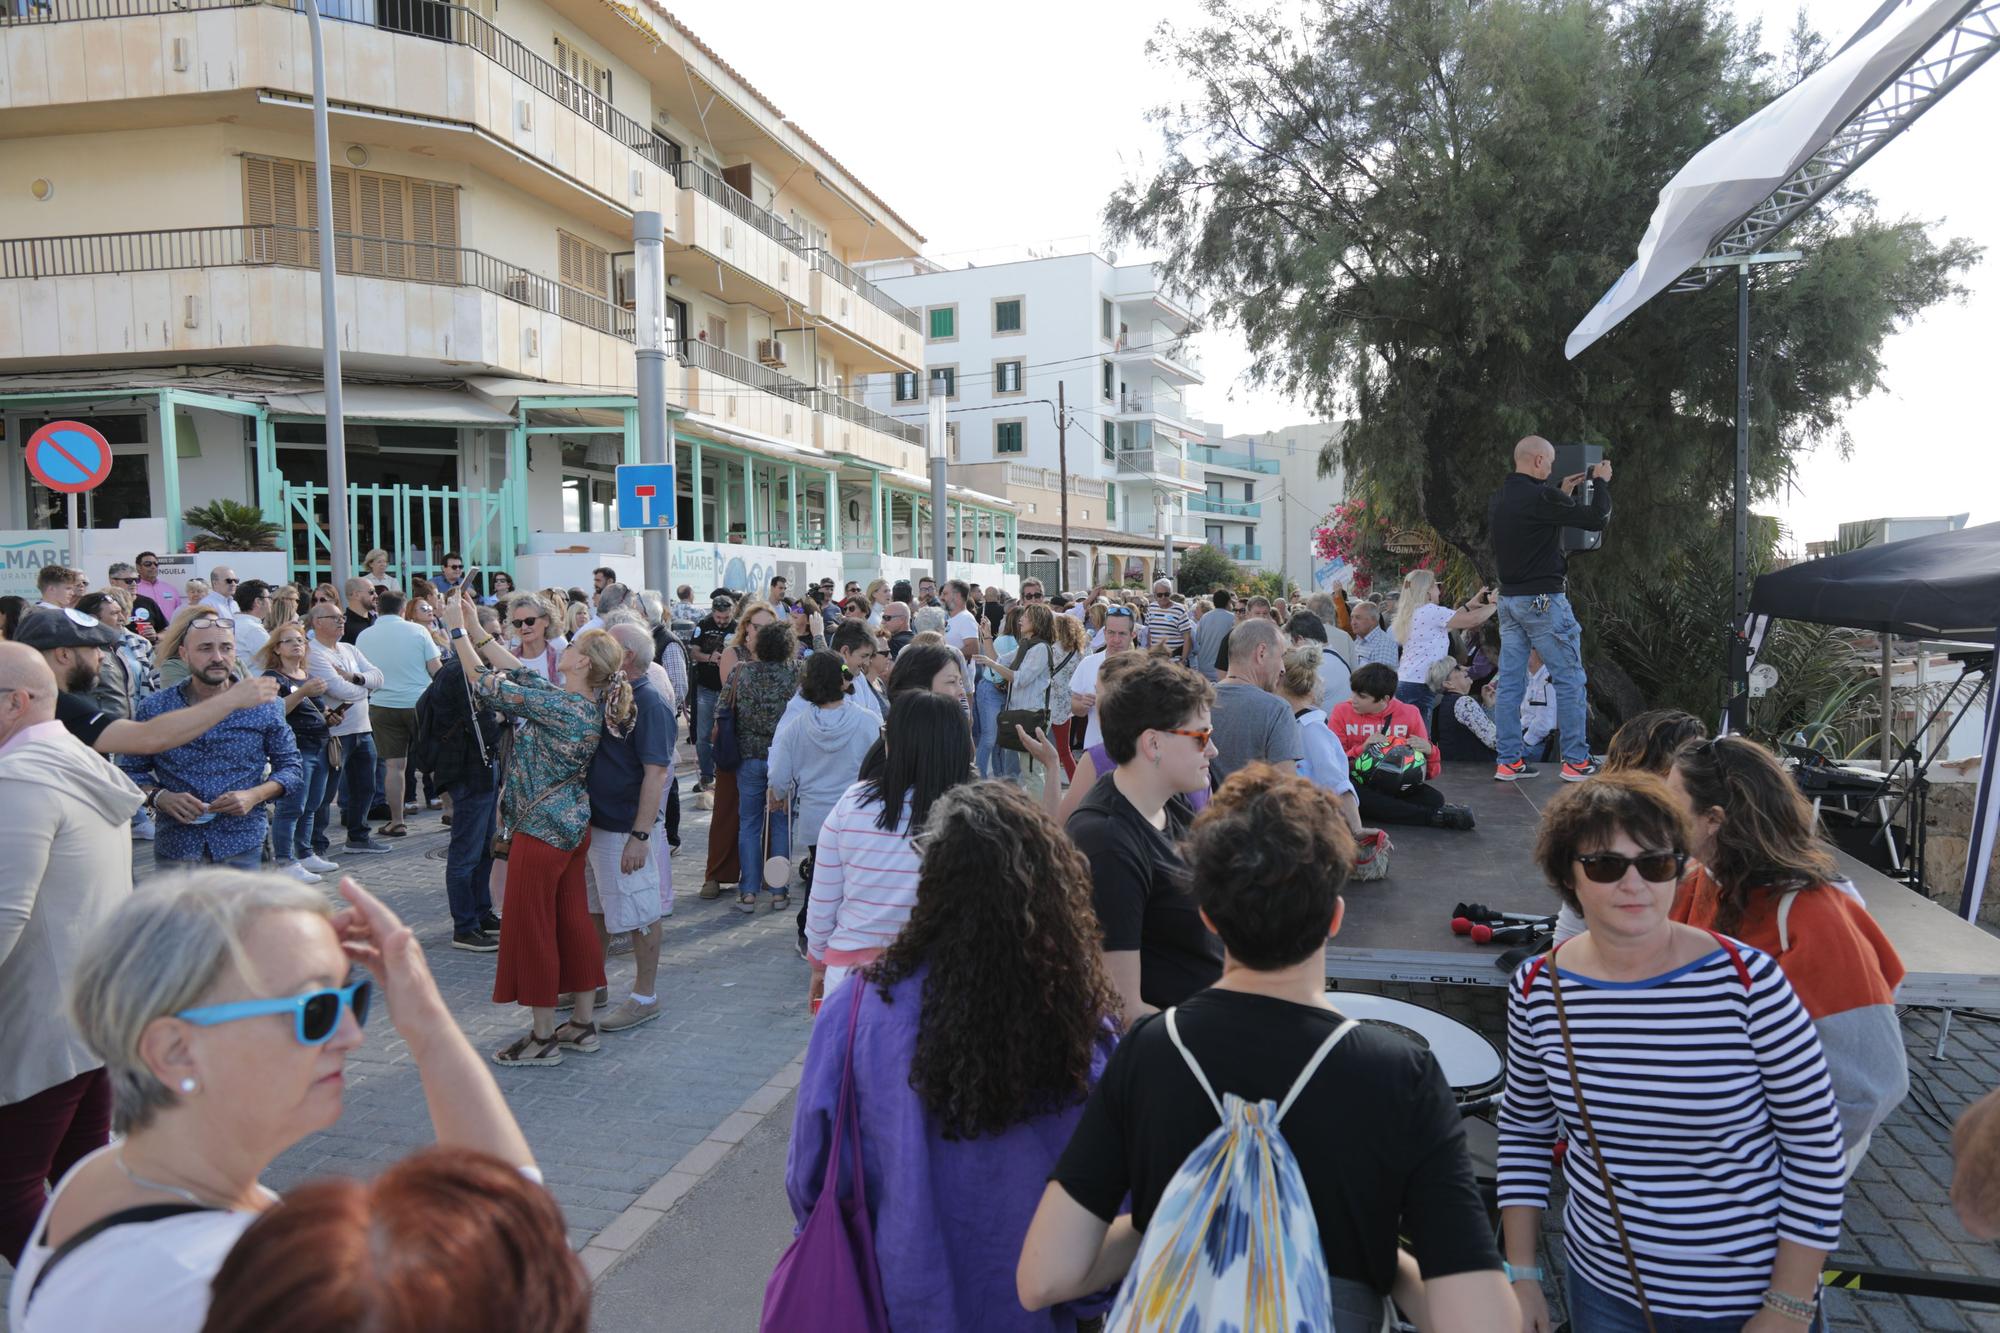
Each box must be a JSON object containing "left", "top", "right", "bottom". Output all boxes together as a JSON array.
[{"left": 119, "top": 615, "right": 302, "bottom": 869}]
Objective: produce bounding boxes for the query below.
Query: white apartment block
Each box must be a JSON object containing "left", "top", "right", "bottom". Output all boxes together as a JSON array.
[
  {"left": 859, "top": 252, "right": 1206, "bottom": 591},
  {"left": 0, "top": 0, "right": 1018, "bottom": 597},
  {"left": 1197, "top": 420, "right": 1347, "bottom": 588}
]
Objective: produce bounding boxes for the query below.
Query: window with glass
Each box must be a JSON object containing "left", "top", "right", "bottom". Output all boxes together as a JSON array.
[
  {"left": 894, "top": 372, "right": 920, "bottom": 403},
  {"left": 1101, "top": 298, "right": 1114, "bottom": 340},
  {"left": 994, "top": 360, "right": 1023, "bottom": 395},
  {"left": 930, "top": 367, "right": 958, "bottom": 399},
  {"left": 1101, "top": 361, "right": 1114, "bottom": 401},
  {"left": 993, "top": 297, "right": 1023, "bottom": 334},
  {"left": 995, "top": 420, "right": 1024, "bottom": 454}
]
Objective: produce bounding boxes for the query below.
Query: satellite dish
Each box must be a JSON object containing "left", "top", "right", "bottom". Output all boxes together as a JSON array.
[{"left": 1749, "top": 663, "right": 1779, "bottom": 697}]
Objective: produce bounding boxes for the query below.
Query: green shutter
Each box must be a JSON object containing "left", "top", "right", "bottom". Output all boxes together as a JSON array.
[
  {"left": 929, "top": 307, "right": 954, "bottom": 339},
  {"left": 1106, "top": 483, "right": 1116, "bottom": 520}
]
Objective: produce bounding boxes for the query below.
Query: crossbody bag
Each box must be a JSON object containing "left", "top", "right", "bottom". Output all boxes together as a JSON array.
[{"left": 997, "top": 643, "right": 1076, "bottom": 753}]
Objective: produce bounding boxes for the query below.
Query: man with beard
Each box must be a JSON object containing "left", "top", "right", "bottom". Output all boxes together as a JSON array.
[
  {"left": 117, "top": 613, "right": 301, "bottom": 869},
  {"left": 12, "top": 609, "right": 277, "bottom": 757}
]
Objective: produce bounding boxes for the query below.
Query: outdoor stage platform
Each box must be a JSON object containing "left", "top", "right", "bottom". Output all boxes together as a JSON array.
[{"left": 1325, "top": 767, "right": 2000, "bottom": 1010}]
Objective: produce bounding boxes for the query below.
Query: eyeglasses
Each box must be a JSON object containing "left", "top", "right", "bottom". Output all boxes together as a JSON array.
[
  {"left": 1575, "top": 851, "right": 1688, "bottom": 884},
  {"left": 138, "top": 561, "right": 159, "bottom": 569},
  {"left": 1022, "top": 590, "right": 1044, "bottom": 600},
  {"left": 1159, "top": 727, "right": 1212, "bottom": 747},
  {"left": 183, "top": 616, "right": 227, "bottom": 631},
  {"left": 510, "top": 617, "right": 544, "bottom": 629},
  {"left": 445, "top": 563, "right": 463, "bottom": 571},
  {"left": 178, "top": 978, "right": 372, "bottom": 1046}
]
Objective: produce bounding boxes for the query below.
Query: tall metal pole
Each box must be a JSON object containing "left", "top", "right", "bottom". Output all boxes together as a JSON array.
[
  {"left": 928, "top": 372, "right": 948, "bottom": 584},
  {"left": 304, "top": 0, "right": 351, "bottom": 586},
  {"left": 1056, "top": 381, "right": 1070, "bottom": 591},
  {"left": 1158, "top": 494, "right": 1173, "bottom": 585},
  {"left": 1727, "top": 261, "right": 1752, "bottom": 733},
  {"left": 633, "top": 210, "right": 672, "bottom": 596}
]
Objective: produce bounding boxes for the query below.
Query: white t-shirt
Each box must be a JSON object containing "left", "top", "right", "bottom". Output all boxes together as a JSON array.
[
  {"left": 1396, "top": 602, "right": 1455, "bottom": 685},
  {"left": 945, "top": 609, "right": 981, "bottom": 655},
  {"left": 1068, "top": 648, "right": 1120, "bottom": 750},
  {"left": 232, "top": 613, "right": 269, "bottom": 660}
]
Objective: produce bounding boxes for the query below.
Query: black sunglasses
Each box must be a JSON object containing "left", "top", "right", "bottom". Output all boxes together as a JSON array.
[
  {"left": 1575, "top": 851, "right": 1688, "bottom": 884},
  {"left": 510, "top": 617, "right": 544, "bottom": 629}
]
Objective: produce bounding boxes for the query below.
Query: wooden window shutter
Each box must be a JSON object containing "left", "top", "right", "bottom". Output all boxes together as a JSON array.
[
  {"left": 429, "top": 183, "right": 459, "bottom": 282},
  {"left": 305, "top": 165, "right": 356, "bottom": 273},
  {"left": 243, "top": 156, "right": 307, "bottom": 266},
  {"left": 355, "top": 172, "right": 386, "bottom": 276}
]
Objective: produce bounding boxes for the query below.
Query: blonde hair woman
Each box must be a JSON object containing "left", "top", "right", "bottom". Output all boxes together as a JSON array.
[
  {"left": 441, "top": 590, "right": 634, "bottom": 1068},
  {"left": 864, "top": 578, "right": 891, "bottom": 625},
  {"left": 1388, "top": 567, "right": 1495, "bottom": 724},
  {"left": 262, "top": 584, "right": 300, "bottom": 635},
  {"left": 360, "top": 549, "right": 394, "bottom": 589},
  {"left": 1275, "top": 643, "right": 1364, "bottom": 835},
  {"left": 253, "top": 622, "right": 335, "bottom": 880}
]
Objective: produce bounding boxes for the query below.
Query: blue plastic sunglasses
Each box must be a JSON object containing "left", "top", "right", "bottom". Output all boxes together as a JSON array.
[{"left": 177, "top": 979, "right": 372, "bottom": 1046}]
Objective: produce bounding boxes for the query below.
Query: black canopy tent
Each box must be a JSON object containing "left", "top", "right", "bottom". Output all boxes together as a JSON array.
[{"left": 1747, "top": 521, "right": 2000, "bottom": 919}]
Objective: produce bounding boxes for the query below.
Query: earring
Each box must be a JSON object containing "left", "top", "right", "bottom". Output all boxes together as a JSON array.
[{"left": 179, "top": 1078, "right": 198, "bottom": 1094}]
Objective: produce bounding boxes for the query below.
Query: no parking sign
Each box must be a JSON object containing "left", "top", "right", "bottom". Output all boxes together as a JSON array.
[{"left": 25, "top": 420, "right": 115, "bottom": 494}]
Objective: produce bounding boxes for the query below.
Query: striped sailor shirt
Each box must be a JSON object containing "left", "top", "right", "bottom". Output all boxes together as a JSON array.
[
  {"left": 804, "top": 780, "right": 923, "bottom": 969},
  {"left": 1142, "top": 602, "right": 1192, "bottom": 656},
  {"left": 1496, "top": 941, "right": 1845, "bottom": 1320}
]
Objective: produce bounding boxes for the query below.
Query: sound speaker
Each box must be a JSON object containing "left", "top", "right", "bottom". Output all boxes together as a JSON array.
[{"left": 1552, "top": 442, "right": 1606, "bottom": 554}]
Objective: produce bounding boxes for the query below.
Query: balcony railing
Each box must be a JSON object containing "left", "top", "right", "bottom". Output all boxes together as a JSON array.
[
  {"left": 1190, "top": 496, "right": 1262, "bottom": 517},
  {"left": 807, "top": 387, "right": 923, "bottom": 446},
  {"left": 1113, "top": 448, "right": 1193, "bottom": 482},
  {"left": 677, "top": 337, "right": 812, "bottom": 403},
  {"left": 673, "top": 160, "right": 806, "bottom": 256},
  {"left": 0, "top": 223, "right": 635, "bottom": 339},
  {"left": 1210, "top": 542, "right": 1263, "bottom": 561},
  {"left": 4, "top": 0, "right": 683, "bottom": 173},
  {"left": 1189, "top": 446, "right": 1281, "bottom": 475},
  {"left": 1005, "top": 464, "right": 1106, "bottom": 499},
  {"left": 808, "top": 248, "right": 921, "bottom": 332}
]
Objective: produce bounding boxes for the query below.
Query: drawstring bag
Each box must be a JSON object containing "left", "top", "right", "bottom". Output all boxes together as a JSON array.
[
  {"left": 1106, "top": 1009, "right": 1385, "bottom": 1333},
  {"left": 761, "top": 977, "right": 890, "bottom": 1332}
]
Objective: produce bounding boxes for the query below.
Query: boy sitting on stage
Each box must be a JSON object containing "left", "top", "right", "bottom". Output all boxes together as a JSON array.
[{"left": 1326, "top": 664, "right": 1474, "bottom": 830}]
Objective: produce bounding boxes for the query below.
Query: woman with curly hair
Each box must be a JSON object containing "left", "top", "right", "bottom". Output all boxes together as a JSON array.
[
  {"left": 784, "top": 780, "right": 1118, "bottom": 1332},
  {"left": 1022, "top": 766, "right": 1513, "bottom": 1332}
]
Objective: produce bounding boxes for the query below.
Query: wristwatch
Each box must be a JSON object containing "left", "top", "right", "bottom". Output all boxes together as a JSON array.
[
  {"left": 1501, "top": 1261, "right": 1543, "bottom": 1284},
  {"left": 629, "top": 830, "right": 651, "bottom": 841},
  {"left": 449, "top": 627, "right": 467, "bottom": 640}
]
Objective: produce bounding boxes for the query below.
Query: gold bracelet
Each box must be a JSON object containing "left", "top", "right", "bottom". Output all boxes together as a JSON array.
[{"left": 474, "top": 635, "right": 496, "bottom": 651}]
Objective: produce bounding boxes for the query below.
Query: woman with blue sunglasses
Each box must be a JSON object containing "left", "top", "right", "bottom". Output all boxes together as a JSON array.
[{"left": 8, "top": 870, "right": 536, "bottom": 1333}]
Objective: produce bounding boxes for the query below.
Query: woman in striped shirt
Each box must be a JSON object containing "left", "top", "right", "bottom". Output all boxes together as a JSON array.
[
  {"left": 805, "top": 691, "right": 973, "bottom": 997},
  {"left": 1498, "top": 772, "right": 1844, "bottom": 1332}
]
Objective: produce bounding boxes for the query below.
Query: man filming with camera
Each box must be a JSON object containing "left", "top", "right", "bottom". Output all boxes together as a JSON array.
[{"left": 1486, "top": 435, "right": 1611, "bottom": 783}]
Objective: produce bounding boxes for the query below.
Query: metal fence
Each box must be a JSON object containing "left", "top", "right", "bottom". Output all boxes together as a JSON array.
[
  {"left": 806, "top": 387, "right": 922, "bottom": 447},
  {"left": 807, "top": 248, "right": 921, "bottom": 332},
  {"left": 0, "top": 224, "right": 635, "bottom": 340},
  {"left": 676, "top": 337, "right": 812, "bottom": 402},
  {"left": 673, "top": 160, "right": 806, "bottom": 255}
]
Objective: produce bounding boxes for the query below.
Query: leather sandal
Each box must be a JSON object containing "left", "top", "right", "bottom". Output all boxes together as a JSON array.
[
  {"left": 492, "top": 1032, "right": 563, "bottom": 1067},
  {"left": 553, "top": 1020, "right": 600, "bottom": 1053}
]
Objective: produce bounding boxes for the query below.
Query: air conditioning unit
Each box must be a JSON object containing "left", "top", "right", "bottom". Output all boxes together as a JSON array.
[
  {"left": 756, "top": 338, "right": 786, "bottom": 368},
  {"left": 503, "top": 273, "right": 532, "bottom": 304}
]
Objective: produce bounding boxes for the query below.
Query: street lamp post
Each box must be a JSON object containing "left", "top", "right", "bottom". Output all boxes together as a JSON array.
[
  {"left": 303, "top": 0, "right": 351, "bottom": 585},
  {"left": 928, "top": 372, "right": 949, "bottom": 584}
]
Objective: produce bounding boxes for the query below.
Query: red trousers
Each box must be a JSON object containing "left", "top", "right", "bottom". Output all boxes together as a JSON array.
[
  {"left": 0, "top": 1067, "right": 110, "bottom": 1265},
  {"left": 492, "top": 831, "right": 606, "bottom": 1009},
  {"left": 705, "top": 768, "right": 741, "bottom": 885}
]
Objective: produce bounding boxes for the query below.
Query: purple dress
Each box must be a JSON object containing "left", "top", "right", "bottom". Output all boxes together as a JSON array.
[{"left": 784, "top": 964, "right": 1114, "bottom": 1332}]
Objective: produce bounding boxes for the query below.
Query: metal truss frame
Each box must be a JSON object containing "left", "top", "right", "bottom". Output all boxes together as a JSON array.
[{"left": 1671, "top": 0, "right": 2000, "bottom": 292}]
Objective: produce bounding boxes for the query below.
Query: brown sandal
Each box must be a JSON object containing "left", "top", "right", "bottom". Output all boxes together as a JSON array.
[
  {"left": 492, "top": 1032, "right": 563, "bottom": 1067},
  {"left": 380, "top": 823, "right": 409, "bottom": 838},
  {"left": 553, "top": 1021, "right": 600, "bottom": 1053}
]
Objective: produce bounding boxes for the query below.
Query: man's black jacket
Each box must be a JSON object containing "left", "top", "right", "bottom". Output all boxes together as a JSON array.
[{"left": 1486, "top": 472, "right": 1612, "bottom": 596}]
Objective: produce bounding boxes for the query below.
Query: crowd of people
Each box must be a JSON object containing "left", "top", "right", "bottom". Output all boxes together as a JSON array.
[{"left": 0, "top": 520, "right": 1971, "bottom": 1333}]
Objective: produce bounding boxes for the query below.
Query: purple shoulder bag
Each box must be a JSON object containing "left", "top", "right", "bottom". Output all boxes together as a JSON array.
[{"left": 760, "top": 978, "right": 890, "bottom": 1332}]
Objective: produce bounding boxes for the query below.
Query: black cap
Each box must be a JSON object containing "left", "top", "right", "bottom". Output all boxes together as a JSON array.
[
  {"left": 711, "top": 593, "right": 735, "bottom": 611},
  {"left": 14, "top": 608, "right": 122, "bottom": 650}
]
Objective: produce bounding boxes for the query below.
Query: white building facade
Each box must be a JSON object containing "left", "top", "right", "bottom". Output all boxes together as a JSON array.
[
  {"left": 859, "top": 253, "right": 1205, "bottom": 590},
  {"left": 1197, "top": 421, "right": 1347, "bottom": 589}
]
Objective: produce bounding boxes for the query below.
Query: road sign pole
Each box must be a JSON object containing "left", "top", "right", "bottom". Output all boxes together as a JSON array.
[
  {"left": 66, "top": 492, "right": 78, "bottom": 573},
  {"left": 634, "top": 210, "right": 672, "bottom": 599}
]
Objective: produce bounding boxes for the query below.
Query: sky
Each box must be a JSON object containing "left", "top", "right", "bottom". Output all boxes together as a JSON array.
[{"left": 677, "top": 0, "right": 1995, "bottom": 549}]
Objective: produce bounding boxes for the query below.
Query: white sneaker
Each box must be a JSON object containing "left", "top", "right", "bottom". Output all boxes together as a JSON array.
[
  {"left": 300, "top": 854, "right": 341, "bottom": 874},
  {"left": 284, "top": 861, "right": 324, "bottom": 884}
]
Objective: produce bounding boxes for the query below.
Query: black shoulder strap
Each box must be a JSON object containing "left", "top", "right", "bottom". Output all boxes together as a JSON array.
[{"left": 28, "top": 1203, "right": 219, "bottom": 1305}]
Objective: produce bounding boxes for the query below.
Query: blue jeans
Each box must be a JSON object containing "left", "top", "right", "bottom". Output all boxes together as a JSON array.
[
  {"left": 328, "top": 732, "right": 381, "bottom": 845},
  {"left": 271, "top": 748, "right": 329, "bottom": 863},
  {"left": 1394, "top": 680, "right": 1436, "bottom": 731},
  {"left": 1565, "top": 1267, "right": 1822, "bottom": 1332},
  {"left": 976, "top": 676, "right": 1016, "bottom": 780},
  {"left": 444, "top": 779, "right": 498, "bottom": 935},
  {"left": 1495, "top": 592, "right": 1589, "bottom": 765},
  {"left": 693, "top": 686, "right": 720, "bottom": 783},
  {"left": 735, "top": 756, "right": 789, "bottom": 895}
]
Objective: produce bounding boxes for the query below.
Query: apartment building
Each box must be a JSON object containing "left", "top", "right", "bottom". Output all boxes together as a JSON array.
[
  {"left": 858, "top": 252, "right": 1205, "bottom": 591},
  {"left": 1196, "top": 420, "right": 1346, "bottom": 588},
  {"left": 0, "top": 0, "right": 1017, "bottom": 595}
]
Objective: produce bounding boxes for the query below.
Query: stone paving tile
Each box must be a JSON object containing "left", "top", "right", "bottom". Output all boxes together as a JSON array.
[{"left": 1337, "top": 980, "right": 2000, "bottom": 1329}]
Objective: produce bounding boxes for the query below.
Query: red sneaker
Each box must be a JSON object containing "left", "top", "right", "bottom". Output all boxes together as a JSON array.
[{"left": 1494, "top": 760, "right": 1539, "bottom": 781}]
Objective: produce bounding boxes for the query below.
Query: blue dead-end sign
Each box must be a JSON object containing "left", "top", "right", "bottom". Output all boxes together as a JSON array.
[
  {"left": 615, "top": 463, "right": 677, "bottom": 529},
  {"left": 25, "top": 420, "right": 115, "bottom": 494}
]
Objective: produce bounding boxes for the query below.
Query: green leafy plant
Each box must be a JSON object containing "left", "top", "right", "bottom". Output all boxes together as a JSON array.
[
  {"left": 1175, "top": 544, "right": 1240, "bottom": 596},
  {"left": 183, "top": 499, "right": 281, "bottom": 552}
]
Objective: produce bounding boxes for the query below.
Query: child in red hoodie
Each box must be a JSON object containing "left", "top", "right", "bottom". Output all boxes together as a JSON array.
[{"left": 1325, "top": 663, "right": 1474, "bottom": 829}]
